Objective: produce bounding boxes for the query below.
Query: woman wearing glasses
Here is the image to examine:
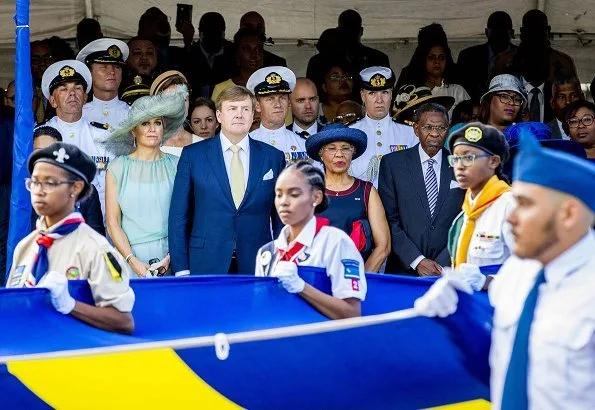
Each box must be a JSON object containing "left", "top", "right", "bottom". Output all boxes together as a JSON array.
[
  {"left": 305, "top": 124, "right": 390, "bottom": 272},
  {"left": 446, "top": 122, "right": 514, "bottom": 271},
  {"left": 563, "top": 100, "right": 595, "bottom": 160},
  {"left": 318, "top": 58, "right": 355, "bottom": 125},
  {"left": 478, "top": 75, "right": 527, "bottom": 132}
]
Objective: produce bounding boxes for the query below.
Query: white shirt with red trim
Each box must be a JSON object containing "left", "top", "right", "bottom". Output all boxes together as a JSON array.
[{"left": 255, "top": 216, "right": 367, "bottom": 300}]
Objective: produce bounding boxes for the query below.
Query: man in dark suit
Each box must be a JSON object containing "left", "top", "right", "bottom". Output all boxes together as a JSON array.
[
  {"left": 457, "top": 11, "right": 517, "bottom": 102},
  {"left": 240, "top": 11, "right": 287, "bottom": 68},
  {"left": 338, "top": 9, "right": 390, "bottom": 71},
  {"left": 169, "top": 85, "right": 285, "bottom": 275},
  {"left": 288, "top": 78, "right": 323, "bottom": 139},
  {"left": 379, "top": 103, "right": 465, "bottom": 275},
  {"left": 546, "top": 76, "right": 583, "bottom": 139}
]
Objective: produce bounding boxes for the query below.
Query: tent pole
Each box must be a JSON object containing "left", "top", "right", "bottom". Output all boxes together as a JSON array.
[{"left": 84, "top": 0, "right": 93, "bottom": 18}]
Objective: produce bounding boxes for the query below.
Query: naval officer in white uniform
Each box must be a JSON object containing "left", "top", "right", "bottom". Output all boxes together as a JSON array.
[
  {"left": 41, "top": 60, "right": 112, "bottom": 218},
  {"left": 349, "top": 66, "right": 418, "bottom": 186},
  {"left": 77, "top": 38, "right": 130, "bottom": 132},
  {"left": 247, "top": 66, "right": 309, "bottom": 164}
]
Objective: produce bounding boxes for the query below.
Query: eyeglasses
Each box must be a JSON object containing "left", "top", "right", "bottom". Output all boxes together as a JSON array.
[
  {"left": 447, "top": 154, "right": 492, "bottom": 167},
  {"left": 327, "top": 74, "right": 353, "bottom": 82},
  {"left": 567, "top": 114, "right": 594, "bottom": 128},
  {"left": 31, "top": 54, "right": 53, "bottom": 64},
  {"left": 420, "top": 124, "right": 448, "bottom": 134},
  {"left": 495, "top": 93, "right": 524, "bottom": 107},
  {"left": 334, "top": 113, "right": 361, "bottom": 124},
  {"left": 25, "top": 178, "right": 76, "bottom": 192},
  {"left": 323, "top": 146, "right": 354, "bottom": 156}
]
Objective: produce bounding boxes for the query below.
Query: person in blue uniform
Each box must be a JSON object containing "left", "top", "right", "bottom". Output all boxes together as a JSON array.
[
  {"left": 305, "top": 123, "right": 390, "bottom": 272},
  {"left": 255, "top": 160, "right": 367, "bottom": 319}
]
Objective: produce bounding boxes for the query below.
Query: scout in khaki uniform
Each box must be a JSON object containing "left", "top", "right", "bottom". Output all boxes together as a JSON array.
[{"left": 6, "top": 142, "right": 135, "bottom": 334}]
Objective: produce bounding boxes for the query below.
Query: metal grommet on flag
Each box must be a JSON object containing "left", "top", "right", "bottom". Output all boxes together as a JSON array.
[{"left": 214, "top": 333, "right": 230, "bottom": 361}]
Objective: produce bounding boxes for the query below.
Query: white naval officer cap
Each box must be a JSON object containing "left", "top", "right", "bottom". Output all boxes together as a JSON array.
[
  {"left": 41, "top": 60, "right": 92, "bottom": 100},
  {"left": 246, "top": 66, "right": 296, "bottom": 96},
  {"left": 359, "top": 66, "right": 395, "bottom": 91},
  {"left": 76, "top": 38, "right": 129, "bottom": 66}
]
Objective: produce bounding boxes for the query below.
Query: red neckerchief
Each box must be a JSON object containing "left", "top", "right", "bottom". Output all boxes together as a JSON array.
[{"left": 278, "top": 217, "right": 330, "bottom": 263}]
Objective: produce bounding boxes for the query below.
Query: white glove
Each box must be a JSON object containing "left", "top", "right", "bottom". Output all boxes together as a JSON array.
[
  {"left": 274, "top": 261, "right": 305, "bottom": 294},
  {"left": 414, "top": 272, "right": 473, "bottom": 318},
  {"left": 37, "top": 271, "right": 76, "bottom": 314},
  {"left": 459, "top": 263, "right": 487, "bottom": 292}
]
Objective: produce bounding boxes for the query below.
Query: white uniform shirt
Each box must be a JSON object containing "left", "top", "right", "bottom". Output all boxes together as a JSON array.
[
  {"left": 83, "top": 96, "right": 130, "bottom": 132},
  {"left": 455, "top": 190, "right": 515, "bottom": 267},
  {"left": 255, "top": 217, "right": 367, "bottom": 300},
  {"left": 291, "top": 122, "right": 319, "bottom": 138},
  {"left": 250, "top": 124, "right": 308, "bottom": 164},
  {"left": 488, "top": 231, "right": 595, "bottom": 410},
  {"left": 349, "top": 115, "right": 418, "bottom": 187},
  {"left": 45, "top": 115, "right": 112, "bottom": 217}
]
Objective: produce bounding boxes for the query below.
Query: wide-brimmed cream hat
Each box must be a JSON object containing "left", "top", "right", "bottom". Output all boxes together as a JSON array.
[
  {"left": 392, "top": 84, "right": 455, "bottom": 121},
  {"left": 101, "top": 85, "right": 188, "bottom": 156}
]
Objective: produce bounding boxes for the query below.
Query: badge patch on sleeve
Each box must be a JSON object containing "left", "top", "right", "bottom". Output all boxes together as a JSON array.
[
  {"left": 10, "top": 265, "right": 26, "bottom": 287},
  {"left": 341, "top": 259, "right": 360, "bottom": 279},
  {"left": 351, "top": 278, "right": 360, "bottom": 291}
]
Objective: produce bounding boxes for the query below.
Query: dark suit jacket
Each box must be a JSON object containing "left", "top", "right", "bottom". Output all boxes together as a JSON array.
[
  {"left": 378, "top": 145, "right": 465, "bottom": 274},
  {"left": 457, "top": 42, "right": 518, "bottom": 102},
  {"left": 263, "top": 49, "right": 287, "bottom": 67},
  {"left": 186, "top": 41, "right": 236, "bottom": 99},
  {"left": 169, "top": 135, "right": 286, "bottom": 274},
  {"left": 547, "top": 118, "right": 563, "bottom": 139}
]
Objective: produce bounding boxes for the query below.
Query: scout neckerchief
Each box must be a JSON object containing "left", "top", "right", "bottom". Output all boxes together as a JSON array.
[
  {"left": 31, "top": 212, "right": 85, "bottom": 283},
  {"left": 278, "top": 216, "right": 330, "bottom": 264},
  {"left": 452, "top": 175, "right": 510, "bottom": 268}
]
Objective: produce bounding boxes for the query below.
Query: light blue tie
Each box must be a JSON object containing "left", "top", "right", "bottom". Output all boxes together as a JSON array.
[
  {"left": 501, "top": 269, "right": 546, "bottom": 410},
  {"left": 424, "top": 158, "right": 438, "bottom": 216}
]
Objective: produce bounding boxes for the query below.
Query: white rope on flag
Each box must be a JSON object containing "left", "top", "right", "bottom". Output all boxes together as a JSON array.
[{"left": 0, "top": 307, "right": 419, "bottom": 363}]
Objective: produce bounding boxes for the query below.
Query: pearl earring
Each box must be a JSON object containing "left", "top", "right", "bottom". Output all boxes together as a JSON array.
[
  {"left": 313, "top": 203, "right": 317, "bottom": 207},
  {"left": 70, "top": 194, "right": 75, "bottom": 198}
]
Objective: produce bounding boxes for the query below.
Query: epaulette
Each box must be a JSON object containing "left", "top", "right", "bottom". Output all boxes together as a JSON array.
[{"left": 90, "top": 121, "right": 109, "bottom": 130}]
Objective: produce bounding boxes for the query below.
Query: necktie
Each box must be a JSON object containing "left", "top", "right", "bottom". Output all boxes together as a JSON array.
[
  {"left": 31, "top": 213, "right": 85, "bottom": 283},
  {"left": 529, "top": 88, "right": 541, "bottom": 122},
  {"left": 425, "top": 158, "right": 438, "bottom": 216},
  {"left": 500, "top": 269, "right": 546, "bottom": 410},
  {"left": 229, "top": 145, "right": 245, "bottom": 208},
  {"left": 297, "top": 130, "right": 309, "bottom": 139}
]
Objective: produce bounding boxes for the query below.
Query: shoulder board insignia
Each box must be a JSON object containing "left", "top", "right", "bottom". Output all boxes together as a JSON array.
[{"left": 90, "top": 121, "right": 109, "bottom": 130}]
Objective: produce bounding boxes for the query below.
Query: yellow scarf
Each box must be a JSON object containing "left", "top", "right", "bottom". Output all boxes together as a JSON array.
[{"left": 454, "top": 175, "right": 511, "bottom": 268}]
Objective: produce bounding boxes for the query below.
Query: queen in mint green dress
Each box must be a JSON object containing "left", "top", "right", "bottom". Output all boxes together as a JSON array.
[{"left": 107, "top": 154, "right": 178, "bottom": 267}]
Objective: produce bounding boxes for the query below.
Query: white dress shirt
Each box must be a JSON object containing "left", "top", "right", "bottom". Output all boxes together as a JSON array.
[
  {"left": 220, "top": 132, "right": 250, "bottom": 189},
  {"left": 83, "top": 96, "right": 130, "bottom": 132},
  {"left": 556, "top": 119, "right": 571, "bottom": 140},
  {"left": 255, "top": 216, "right": 367, "bottom": 301},
  {"left": 523, "top": 78, "right": 546, "bottom": 123},
  {"left": 349, "top": 114, "right": 418, "bottom": 187},
  {"left": 489, "top": 231, "right": 595, "bottom": 410},
  {"left": 249, "top": 124, "right": 307, "bottom": 164},
  {"left": 292, "top": 122, "right": 319, "bottom": 138},
  {"left": 430, "top": 81, "right": 471, "bottom": 118},
  {"left": 410, "top": 146, "right": 444, "bottom": 269}
]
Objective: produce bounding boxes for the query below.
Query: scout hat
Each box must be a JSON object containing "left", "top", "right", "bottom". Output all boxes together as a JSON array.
[
  {"left": 101, "top": 85, "right": 188, "bottom": 156},
  {"left": 480, "top": 74, "right": 528, "bottom": 108},
  {"left": 121, "top": 75, "right": 151, "bottom": 106},
  {"left": 41, "top": 60, "right": 92, "bottom": 100},
  {"left": 305, "top": 123, "right": 367, "bottom": 162},
  {"left": 359, "top": 66, "right": 395, "bottom": 91},
  {"left": 447, "top": 122, "right": 510, "bottom": 164},
  {"left": 392, "top": 84, "right": 455, "bottom": 121},
  {"left": 28, "top": 142, "right": 96, "bottom": 199},
  {"left": 514, "top": 128, "right": 595, "bottom": 212},
  {"left": 76, "top": 38, "right": 129, "bottom": 65},
  {"left": 246, "top": 66, "right": 296, "bottom": 96}
]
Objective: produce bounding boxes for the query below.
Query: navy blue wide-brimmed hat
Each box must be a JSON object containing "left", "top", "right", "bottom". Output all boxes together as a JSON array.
[
  {"left": 305, "top": 123, "right": 367, "bottom": 162},
  {"left": 514, "top": 129, "right": 595, "bottom": 212}
]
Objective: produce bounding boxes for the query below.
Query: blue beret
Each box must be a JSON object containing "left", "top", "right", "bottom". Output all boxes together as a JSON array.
[
  {"left": 305, "top": 123, "right": 367, "bottom": 162},
  {"left": 513, "top": 130, "right": 595, "bottom": 212}
]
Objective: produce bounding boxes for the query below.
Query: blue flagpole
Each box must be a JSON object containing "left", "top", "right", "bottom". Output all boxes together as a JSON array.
[{"left": 6, "top": 0, "right": 34, "bottom": 281}]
